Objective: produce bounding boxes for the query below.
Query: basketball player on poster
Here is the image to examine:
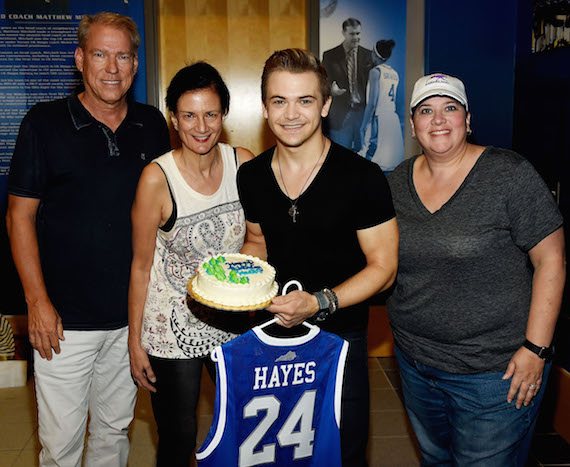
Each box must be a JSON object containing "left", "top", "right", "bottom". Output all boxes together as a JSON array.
[{"left": 359, "top": 40, "right": 404, "bottom": 173}]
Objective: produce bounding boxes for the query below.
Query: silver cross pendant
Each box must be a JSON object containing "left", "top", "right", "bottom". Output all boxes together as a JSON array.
[{"left": 288, "top": 204, "right": 299, "bottom": 223}]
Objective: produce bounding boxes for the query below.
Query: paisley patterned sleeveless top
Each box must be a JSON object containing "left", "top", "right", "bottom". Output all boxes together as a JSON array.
[{"left": 141, "top": 144, "right": 245, "bottom": 358}]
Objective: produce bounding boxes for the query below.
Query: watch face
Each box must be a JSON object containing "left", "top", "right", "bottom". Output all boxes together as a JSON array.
[{"left": 314, "top": 309, "right": 329, "bottom": 322}]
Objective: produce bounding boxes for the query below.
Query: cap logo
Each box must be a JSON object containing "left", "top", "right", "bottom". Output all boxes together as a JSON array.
[{"left": 425, "top": 75, "right": 449, "bottom": 86}]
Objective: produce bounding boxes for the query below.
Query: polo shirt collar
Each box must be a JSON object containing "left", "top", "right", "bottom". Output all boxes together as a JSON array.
[{"left": 68, "top": 88, "right": 143, "bottom": 131}]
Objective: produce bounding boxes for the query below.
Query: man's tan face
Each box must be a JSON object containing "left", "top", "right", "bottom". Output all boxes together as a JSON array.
[{"left": 75, "top": 23, "right": 138, "bottom": 107}]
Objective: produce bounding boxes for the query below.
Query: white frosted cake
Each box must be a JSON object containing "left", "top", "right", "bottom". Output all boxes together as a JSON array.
[{"left": 191, "top": 253, "right": 278, "bottom": 308}]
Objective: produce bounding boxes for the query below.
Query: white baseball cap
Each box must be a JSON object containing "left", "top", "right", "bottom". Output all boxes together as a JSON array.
[{"left": 410, "top": 73, "right": 468, "bottom": 114}]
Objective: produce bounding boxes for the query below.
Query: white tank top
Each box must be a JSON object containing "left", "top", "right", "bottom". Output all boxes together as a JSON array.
[{"left": 141, "top": 143, "right": 246, "bottom": 359}]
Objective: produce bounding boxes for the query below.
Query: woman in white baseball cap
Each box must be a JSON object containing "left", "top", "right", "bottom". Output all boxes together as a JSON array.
[{"left": 386, "top": 73, "right": 565, "bottom": 466}]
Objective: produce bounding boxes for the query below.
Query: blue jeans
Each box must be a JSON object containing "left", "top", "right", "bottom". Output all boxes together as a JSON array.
[{"left": 395, "top": 346, "right": 551, "bottom": 467}]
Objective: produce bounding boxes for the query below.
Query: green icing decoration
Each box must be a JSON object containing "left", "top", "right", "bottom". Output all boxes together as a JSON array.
[
  {"left": 204, "top": 256, "right": 256, "bottom": 284},
  {"left": 202, "top": 257, "right": 229, "bottom": 281},
  {"left": 229, "top": 270, "right": 239, "bottom": 283}
]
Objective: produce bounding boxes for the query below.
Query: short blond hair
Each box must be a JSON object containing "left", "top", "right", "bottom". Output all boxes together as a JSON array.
[
  {"left": 77, "top": 12, "right": 140, "bottom": 54},
  {"left": 261, "top": 48, "right": 331, "bottom": 103}
]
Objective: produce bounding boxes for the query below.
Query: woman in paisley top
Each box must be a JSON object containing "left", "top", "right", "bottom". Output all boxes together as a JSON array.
[{"left": 128, "top": 62, "right": 254, "bottom": 466}]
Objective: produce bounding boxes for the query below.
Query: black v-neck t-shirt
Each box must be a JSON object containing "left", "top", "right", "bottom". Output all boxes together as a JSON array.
[{"left": 238, "top": 142, "right": 395, "bottom": 333}]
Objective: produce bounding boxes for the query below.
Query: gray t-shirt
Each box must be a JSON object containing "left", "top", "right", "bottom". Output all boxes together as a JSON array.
[{"left": 387, "top": 146, "right": 563, "bottom": 373}]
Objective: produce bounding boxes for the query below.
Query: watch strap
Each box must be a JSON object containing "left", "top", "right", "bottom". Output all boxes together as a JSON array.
[
  {"left": 313, "top": 289, "right": 338, "bottom": 322},
  {"left": 523, "top": 339, "right": 553, "bottom": 361},
  {"left": 314, "top": 291, "right": 329, "bottom": 311}
]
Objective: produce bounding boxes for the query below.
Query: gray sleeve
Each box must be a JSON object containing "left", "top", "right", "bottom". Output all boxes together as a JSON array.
[{"left": 507, "top": 158, "right": 563, "bottom": 252}]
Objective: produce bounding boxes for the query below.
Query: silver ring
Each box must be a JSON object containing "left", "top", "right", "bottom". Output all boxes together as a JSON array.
[{"left": 529, "top": 384, "right": 536, "bottom": 389}]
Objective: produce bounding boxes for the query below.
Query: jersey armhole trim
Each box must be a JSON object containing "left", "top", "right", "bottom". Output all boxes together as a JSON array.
[
  {"left": 195, "top": 347, "right": 228, "bottom": 460},
  {"left": 155, "top": 162, "right": 177, "bottom": 232},
  {"left": 334, "top": 340, "right": 349, "bottom": 428}
]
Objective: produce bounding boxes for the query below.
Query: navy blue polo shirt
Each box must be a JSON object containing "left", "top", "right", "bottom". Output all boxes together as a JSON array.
[{"left": 8, "top": 90, "right": 171, "bottom": 330}]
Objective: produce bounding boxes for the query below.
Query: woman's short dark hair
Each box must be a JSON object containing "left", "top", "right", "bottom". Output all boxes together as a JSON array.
[{"left": 165, "top": 62, "right": 230, "bottom": 114}]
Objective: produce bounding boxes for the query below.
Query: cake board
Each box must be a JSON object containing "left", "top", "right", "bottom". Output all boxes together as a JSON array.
[{"left": 187, "top": 276, "right": 275, "bottom": 312}]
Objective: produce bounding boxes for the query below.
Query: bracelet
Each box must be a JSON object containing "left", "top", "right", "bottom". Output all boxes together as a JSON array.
[
  {"left": 312, "top": 288, "right": 338, "bottom": 322},
  {"left": 323, "top": 288, "right": 338, "bottom": 313}
]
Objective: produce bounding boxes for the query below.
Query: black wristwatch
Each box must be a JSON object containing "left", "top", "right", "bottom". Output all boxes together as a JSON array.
[
  {"left": 523, "top": 339, "right": 553, "bottom": 362},
  {"left": 313, "top": 289, "right": 338, "bottom": 322}
]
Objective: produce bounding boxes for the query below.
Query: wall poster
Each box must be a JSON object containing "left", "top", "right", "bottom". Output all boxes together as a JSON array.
[
  {"left": 0, "top": 0, "right": 147, "bottom": 208},
  {"left": 0, "top": 0, "right": 147, "bottom": 316},
  {"left": 319, "top": 0, "right": 406, "bottom": 173}
]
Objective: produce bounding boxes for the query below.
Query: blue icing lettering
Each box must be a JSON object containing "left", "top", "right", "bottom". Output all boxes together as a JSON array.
[
  {"left": 238, "top": 268, "right": 262, "bottom": 275},
  {"left": 227, "top": 261, "right": 263, "bottom": 276}
]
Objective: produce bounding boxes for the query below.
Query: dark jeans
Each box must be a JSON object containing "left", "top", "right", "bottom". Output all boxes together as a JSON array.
[
  {"left": 337, "top": 328, "right": 369, "bottom": 467},
  {"left": 148, "top": 354, "right": 215, "bottom": 467},
  {"left": 395, "top": 346, "right": 551, "bottom": 466}
]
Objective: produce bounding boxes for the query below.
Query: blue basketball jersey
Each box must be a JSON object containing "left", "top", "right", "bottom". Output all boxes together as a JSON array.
[{"left": 196, "top": 321, "right": 348, "bottom": 467}]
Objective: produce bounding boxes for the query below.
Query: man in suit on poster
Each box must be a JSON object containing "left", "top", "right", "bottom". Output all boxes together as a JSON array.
[{"left": 322, "top": 17, "right": 373, "bottom": 151}]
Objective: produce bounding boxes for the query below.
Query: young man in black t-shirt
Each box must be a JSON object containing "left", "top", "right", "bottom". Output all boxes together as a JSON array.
[{"left": 237, "top": 48, "right": 398, "bottom": 466}]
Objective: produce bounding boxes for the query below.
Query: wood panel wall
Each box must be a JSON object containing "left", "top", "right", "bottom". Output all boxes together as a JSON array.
[{"left": 157, "top": 0, "right": 307, "bottom": 155}]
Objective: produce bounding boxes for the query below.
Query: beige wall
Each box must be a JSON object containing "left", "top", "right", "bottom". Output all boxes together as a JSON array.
[{"left": 157, "top": 0, "right": 307, "bottom": 155}]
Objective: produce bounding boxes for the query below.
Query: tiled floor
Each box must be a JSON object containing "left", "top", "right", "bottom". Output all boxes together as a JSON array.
[{"left": 1, "top": 357, "right": 568, "bottom": 466}]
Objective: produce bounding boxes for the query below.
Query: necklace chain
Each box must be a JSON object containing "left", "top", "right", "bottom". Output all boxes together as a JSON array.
[{"left": 277, "top": 138, "right": 327, "bottom": 223}]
